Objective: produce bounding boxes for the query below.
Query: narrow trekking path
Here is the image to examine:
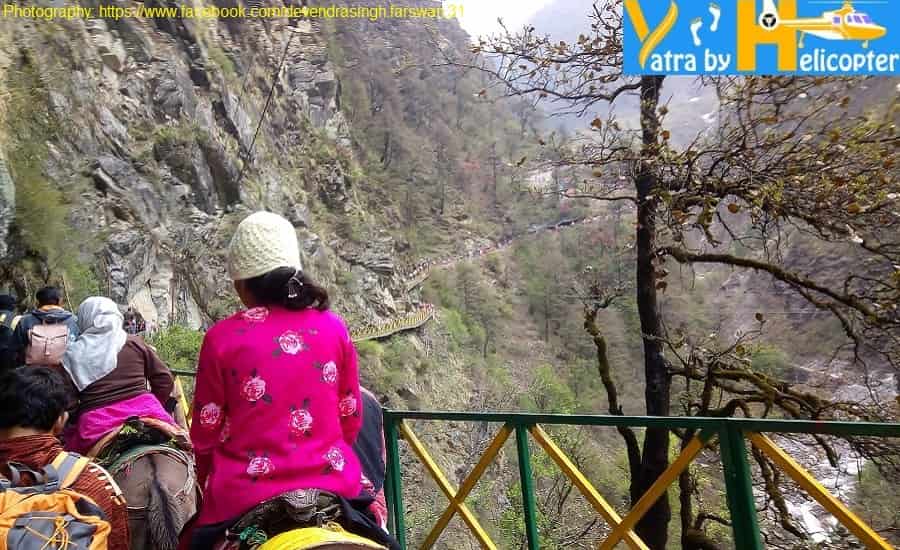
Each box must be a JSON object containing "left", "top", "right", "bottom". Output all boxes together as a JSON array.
[{"left": 348, "top": 214, "right": 604, "bottom": 342}]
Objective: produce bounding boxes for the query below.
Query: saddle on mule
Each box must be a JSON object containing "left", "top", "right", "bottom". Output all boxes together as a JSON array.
[{"left": 87, "top": 417, "right": 192, "bottom": 469}]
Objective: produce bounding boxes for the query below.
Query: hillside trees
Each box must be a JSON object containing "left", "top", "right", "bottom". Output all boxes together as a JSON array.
[
  {"left": 323, "top": 16, "right": 552, "bottom": 255},
  {"left": 444, "top": 1, "right": 900, "bottom": 547}
]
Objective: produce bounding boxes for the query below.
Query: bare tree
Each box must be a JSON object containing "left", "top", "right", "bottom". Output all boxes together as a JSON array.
[{"left": 438, "top": 1, "right": 899, "bottom": 547}]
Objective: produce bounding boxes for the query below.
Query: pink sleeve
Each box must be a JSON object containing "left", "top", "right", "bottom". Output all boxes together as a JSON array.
[
  {"left": 190, "top": 331, "right": 226, "bottom": 487},
  {"left": 339, "top": 328, "right": 363, "bottom": 445}
]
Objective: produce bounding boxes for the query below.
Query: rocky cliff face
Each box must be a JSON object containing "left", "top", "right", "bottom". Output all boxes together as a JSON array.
[
  {"left": 0, "top": 152, "right": 12, "bottom": 260},
  {"left": 0, "top": 1, "right": 463, "bottom": 329}
]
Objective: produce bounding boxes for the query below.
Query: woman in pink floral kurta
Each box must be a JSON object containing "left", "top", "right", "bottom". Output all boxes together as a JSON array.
[
  {"left": 191, "top": 305, "right": 362, "bottom": 525},
  {"left": 186, "top": 212, "right": 363, "bottom": 546}
]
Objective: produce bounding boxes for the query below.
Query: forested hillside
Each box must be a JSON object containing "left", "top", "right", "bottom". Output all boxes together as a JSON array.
[{"left": 0, "top": 0, "right": 897, "bottom": 549}]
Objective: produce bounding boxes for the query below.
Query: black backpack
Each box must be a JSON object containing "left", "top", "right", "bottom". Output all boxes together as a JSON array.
[{"left": 0, "top": 310, "right": 20, "bottom": 372}]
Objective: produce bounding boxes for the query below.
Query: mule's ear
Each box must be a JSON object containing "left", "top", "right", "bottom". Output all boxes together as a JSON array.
[{"left": 52, "top": 412, "right": 68, "bottom": 436}]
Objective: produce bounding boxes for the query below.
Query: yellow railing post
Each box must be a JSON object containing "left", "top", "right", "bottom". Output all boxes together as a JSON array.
[
  {"left": 399, "top": 421, "right": 499, "bottom": 550},
  {"left": 174, "top": 376, "right": 191, "bottom": 428},
  {"left": 748, "top": 433, "right": 894, "bottom": 550},
  {"left": 528, "top": 426, "right": 649, "bottom": 550},
  {"left": 421, "top": 425, "right": 513, "bottom": 549},
  {"left": 599, "top": 434, "right": 710, "bottom": 550}
]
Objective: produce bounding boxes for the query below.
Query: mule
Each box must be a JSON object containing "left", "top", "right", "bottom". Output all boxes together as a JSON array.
[{"left": 88, "top": 416, "right": 199, "bottom": 550}]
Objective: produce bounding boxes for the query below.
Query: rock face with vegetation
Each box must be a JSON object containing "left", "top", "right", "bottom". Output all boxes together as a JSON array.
[
  {"left": 0, "top": 151, "right": 12, "bottom": 259},
  {"left": 0, "top": 0, "right": 505, "bottom": 328},
  {"left": 1, "top": 1, "right": 898, "bottom": 548}
]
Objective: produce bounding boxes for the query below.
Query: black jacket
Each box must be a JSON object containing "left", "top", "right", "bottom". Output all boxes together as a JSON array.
[{"left": 0, "top": 309, "right": 19, "bottom": 372}]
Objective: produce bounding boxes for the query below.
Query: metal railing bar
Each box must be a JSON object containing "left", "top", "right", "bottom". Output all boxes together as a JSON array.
[
  {"left": 515, "top": 425, "right": 541, "bottom": 550},
  {"left": 383, "top": 411, "right": 900, "bottom": 437},
  {"left": 385, "top": 415, "right": 406, "bottom": 549},
  {"left": 720, "top": 426, "right": 763, "bottom": 550}
]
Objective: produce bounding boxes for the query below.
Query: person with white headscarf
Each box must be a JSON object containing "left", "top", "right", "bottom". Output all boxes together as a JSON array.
[{"left": 62, "top": 296, "right": 176, "bottom": 454}]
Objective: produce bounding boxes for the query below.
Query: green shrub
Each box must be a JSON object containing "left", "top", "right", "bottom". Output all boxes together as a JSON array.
[
  {"left": 64, "top": 263, "right": 102, "bottom": 308},
  {"left": 6, "top": 62, "right": 70, "bottom": 271},
  {"left": 5, "top": 56, "right": 103, "bottom": 285},
  {"left": 441, "top": 308, "right": 470, "bottom": 352},
  {"left": 519, "top": 364, "right": 577, "bottom": 413},
  {"left": 422, "top": 271, "right": 458, "bottom": 310},
  {"left": 207, "top": 45, "right": 236, "bottom": 78},
  {"left": 148, "top": 325, "right": 203, "bottom": 375},
  {"left": 751, "top": 346, "right": 792, "bottom": 378},
  {"left": 356, "top": 339, "right": 405, "bottom": 395},
  {"left": 355, "top": 339, "right": 384, "bottom": 363},
  {"left": 148, "top": 325, "right": 203, "bottom": 400},
  {"left": 381, "top": 339, "right": 420, "bottom": 373}
]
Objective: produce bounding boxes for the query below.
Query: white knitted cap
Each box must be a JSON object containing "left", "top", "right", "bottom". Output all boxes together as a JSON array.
[{"left": 227, "top": 211, "right": 303, "bottom": 281}]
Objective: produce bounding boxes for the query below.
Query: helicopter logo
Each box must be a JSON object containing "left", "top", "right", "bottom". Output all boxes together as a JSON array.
[
  {"left": 757, "top": 0, "right": 887, "bottom": 48},
  {"left": 623, "top": 0, "right": 898, "bottom": 74}
]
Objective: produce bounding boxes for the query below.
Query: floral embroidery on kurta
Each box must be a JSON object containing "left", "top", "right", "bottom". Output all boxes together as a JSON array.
[
  {"left": 240, "top": 369, "right": 273, "bottom": 405},
  {"left": 339, "top": 392, "right": 358, "bottom": 417},
  {"left": 199, "top": 402, "right": 223, "bottom": 429},
  {"left": 289, "top": 400, "right": 314, "bottom": 438},
  {"left": 275, "top": 330, "right": 306, "bottom": 356},
  {"left": 317, "top": 361, "right": 338, "bottom": 385},
  {"left": 324, "top": 447, "right": 346, "bottom": 473},
  {"left": 243, "top": 307, "right": 270, "bottom": 322},
  {"left": 247, "top": 452, "right": 274, "bottom": 481}
]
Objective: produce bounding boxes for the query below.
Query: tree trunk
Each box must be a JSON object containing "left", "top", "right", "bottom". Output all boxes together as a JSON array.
[
  {"left": 585, "top": 309, "right": 642, "bottom": 484},
  {"left": 632, "top": 75, "right": 672, "bottom": 550}
]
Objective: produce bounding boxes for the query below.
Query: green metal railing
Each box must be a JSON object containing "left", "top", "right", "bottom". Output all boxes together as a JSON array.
[{"left": 382, "top": 411, "right": 900, "bottom": 550}]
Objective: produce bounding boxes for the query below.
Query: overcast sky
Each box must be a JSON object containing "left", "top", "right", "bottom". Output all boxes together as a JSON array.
[{"left": 449, "top": 0, "right": 553, "bottom": 40}]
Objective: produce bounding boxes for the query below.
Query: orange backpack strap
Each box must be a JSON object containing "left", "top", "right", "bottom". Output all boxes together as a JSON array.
[
  {"left": 52, "top": 451, "right": 125, "bottom": 503},
  {"left": 51, "top": 451, "right": 92, "bottom": 489}
]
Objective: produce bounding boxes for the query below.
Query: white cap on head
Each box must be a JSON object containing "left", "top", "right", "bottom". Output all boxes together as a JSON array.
[{"left": 227, "top": 211, "right": 303, "bottom": 281}]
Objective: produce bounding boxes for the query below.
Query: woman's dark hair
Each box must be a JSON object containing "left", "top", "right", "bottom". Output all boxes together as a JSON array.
[
  {"left": 0, "top": 367, "right": 71, "bottom": 431},
  {"left": 243, "top": 268, "right": 330, "bottom": 311}
]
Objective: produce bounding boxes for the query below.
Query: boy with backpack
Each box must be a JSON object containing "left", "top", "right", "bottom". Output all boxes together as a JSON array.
[
  {"left": 0, "top": 294, "right": 19, "bottom": 373},
  {"left": 13, "top": 286, "right": 79, "bottom": 367},
  {"left": 0, "top": 367, "right": 130, "bottom": 550}
]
